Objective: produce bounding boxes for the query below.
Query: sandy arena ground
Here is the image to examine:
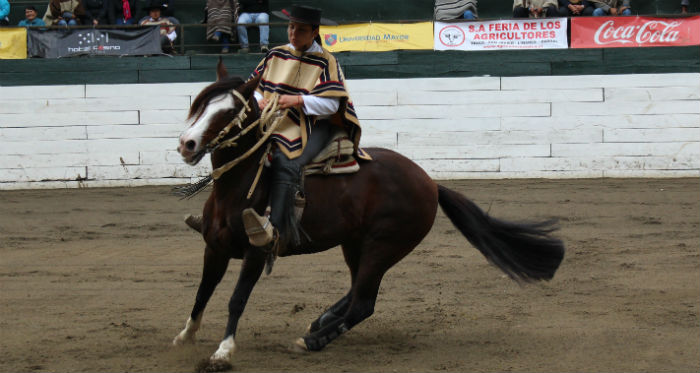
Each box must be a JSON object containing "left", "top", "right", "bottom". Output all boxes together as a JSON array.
[{"left": 1, "top": 178, "right": 698, "bottom": 372}]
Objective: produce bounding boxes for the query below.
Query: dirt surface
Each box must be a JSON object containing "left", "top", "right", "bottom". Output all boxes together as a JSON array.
[{"left": 1, "top": 178, "right": 698, "bottom": 373}]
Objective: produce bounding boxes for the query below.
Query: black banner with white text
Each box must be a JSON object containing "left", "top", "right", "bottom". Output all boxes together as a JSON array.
[{"left": 27, "top": 27, "right": 162, "bottom": 58}]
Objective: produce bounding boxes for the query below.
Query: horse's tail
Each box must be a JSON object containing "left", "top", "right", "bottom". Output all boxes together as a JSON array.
[{"left": 437, "top": 184, "right": 565, "bottom": 283}]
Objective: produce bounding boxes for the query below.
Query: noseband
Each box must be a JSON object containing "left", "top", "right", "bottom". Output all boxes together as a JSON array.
[{"left": 175, "top": 90, "right": 286, "bottom": 199}]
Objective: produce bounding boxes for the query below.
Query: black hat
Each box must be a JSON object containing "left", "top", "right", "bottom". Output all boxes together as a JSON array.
[
  {"left": 272, "top": 5, "right": 337, "bottom": 26},
  {"left": 143, "top": 0, "right": 166, "bottom": 12}
]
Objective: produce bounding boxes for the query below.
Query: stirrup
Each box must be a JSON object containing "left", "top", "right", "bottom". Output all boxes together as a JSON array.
[
  {"left": 242, "top": 207, "right": 275, "bottom": 247},
  {"left": 184, "top": 214, "right": 203, "bottom": 233}
]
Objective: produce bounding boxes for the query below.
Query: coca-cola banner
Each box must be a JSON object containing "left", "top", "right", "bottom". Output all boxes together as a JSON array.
[
  {"left": 434, "top": 19, "right": 568, "bottom": 51},
  {"left": 571, "top": 16, "right": 700, "bottom": 48}
]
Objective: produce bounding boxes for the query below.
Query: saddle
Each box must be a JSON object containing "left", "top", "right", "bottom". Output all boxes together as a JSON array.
[{"left": 264, "top": 129, "right": 360, "bottom": 176}]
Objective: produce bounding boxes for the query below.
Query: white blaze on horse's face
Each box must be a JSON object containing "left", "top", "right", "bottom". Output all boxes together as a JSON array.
[{"left": 178, "top": 93, "right": 235, "bottom": 165}]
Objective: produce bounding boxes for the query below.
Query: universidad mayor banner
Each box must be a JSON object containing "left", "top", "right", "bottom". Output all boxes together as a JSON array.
[
  {"left": 571, "top": 16, "right": 700, "bottom": 48},
  {"left": 0, "top": 27, "right": 28, "bottom": 59},
  {"left": 320, "top": 22, "right": 433, "bottom": 52},
  {"left": 434, "top": 19, "right": 568, "bottom": 51}
]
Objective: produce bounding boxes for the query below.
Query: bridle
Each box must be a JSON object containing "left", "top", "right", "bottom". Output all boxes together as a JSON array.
[{"left": 174, "top": 89, "right": 287, "bottom": 199}]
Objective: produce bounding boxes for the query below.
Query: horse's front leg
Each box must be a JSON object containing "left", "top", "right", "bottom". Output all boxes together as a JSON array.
[
  {"left": 207, "top": 247, "right": 266, "bottom": 370},
  {"left": 174, "top": 246, "right": 230, "bottom": 345}
]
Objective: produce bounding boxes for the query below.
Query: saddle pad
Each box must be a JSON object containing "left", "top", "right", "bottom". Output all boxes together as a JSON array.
[{"left": 265, "top": 129, "right": 361, "bottom": 176}]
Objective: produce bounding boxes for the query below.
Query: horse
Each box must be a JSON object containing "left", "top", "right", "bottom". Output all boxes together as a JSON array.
[{"left": 174, "top": 61, "right": 565, "bottom": 371}]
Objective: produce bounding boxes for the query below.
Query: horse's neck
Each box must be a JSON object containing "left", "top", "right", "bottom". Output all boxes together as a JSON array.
[{"left": 210, "top": 142, "right": 268, "bottom": 201}]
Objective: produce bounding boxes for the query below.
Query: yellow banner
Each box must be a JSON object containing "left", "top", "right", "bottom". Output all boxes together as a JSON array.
[
  {"left": 0, "top": 28, "right": 28, "bottom": 59},
  {"left": 320, "top": 22, "right": 433, "bottom": 52}
]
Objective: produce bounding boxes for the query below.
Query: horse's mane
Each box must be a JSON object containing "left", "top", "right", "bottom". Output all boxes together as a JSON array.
[{"left": 188, "top": 76, "right": 246, "bottom": 121}]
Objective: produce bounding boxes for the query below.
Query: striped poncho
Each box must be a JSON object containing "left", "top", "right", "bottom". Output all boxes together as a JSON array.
[{"left": 250, "top": 44, "right": 370, "bottom": 161}]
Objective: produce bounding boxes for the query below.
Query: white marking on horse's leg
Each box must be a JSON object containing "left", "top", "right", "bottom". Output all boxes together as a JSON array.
[
  {"left": 210, "top": 335, "right": 236, "bottom": 363},
  {"left": 172, "top": 315, "right": 202, "bottom": 346}
]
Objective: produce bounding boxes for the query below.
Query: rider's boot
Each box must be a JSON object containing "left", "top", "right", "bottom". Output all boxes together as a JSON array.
[
  {"left": 184, "top": 214, "right": 203, "bottom": 233},
  {"left": 242, "top": 152, "right": 303, "bottom": 255}
]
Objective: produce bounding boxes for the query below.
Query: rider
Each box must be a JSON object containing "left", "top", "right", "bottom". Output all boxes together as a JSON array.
[{"left": 186, "top": 5, "right": 370, "bottom": 253}]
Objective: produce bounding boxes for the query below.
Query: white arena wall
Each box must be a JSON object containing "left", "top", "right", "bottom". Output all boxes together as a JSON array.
[{"left": 1, "top": 73, "right": 698, "bottom": 190}]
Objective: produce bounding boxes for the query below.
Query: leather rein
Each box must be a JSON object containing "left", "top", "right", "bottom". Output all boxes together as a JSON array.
[{"left": 173, "top": 90, "right": 286, "bottom": 199}]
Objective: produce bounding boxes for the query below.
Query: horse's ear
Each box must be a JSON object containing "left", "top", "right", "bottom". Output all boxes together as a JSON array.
[
  {"left": 240, "top": 74, "right": 261, "bottom": 99},
  {"left": 216, "top": 58, "right": 228, "bottom": 81}
]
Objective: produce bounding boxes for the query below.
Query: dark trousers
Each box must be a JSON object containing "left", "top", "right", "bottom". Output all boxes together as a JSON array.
[
  {"left": 558, "top": 5, "right": 594, "bottom": 16},
  {"left": 514, "top": 6, "right": 560, "bottom": 17},
  {"left": 269, "top": 119, "right": 336, "bottom": 246}
]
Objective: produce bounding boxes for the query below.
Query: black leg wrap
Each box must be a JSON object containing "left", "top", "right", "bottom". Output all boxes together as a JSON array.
[
  {"left": 303, "top": 317, "right": 349, "bottom": 351},
  {"left": 309, "top": 294, "right": 351, "bottom": 334},
  {"left": 309, "top": 310, "right": 343, "bottom": 334}
]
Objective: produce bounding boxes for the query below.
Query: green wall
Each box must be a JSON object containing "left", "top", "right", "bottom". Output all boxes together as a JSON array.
[{"left": 1, "top": 46, "right": 698, "bottom": 86}]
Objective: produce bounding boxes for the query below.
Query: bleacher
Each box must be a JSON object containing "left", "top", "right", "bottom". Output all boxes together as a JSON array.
[
  {"left": 1, "top": 0, "right": 698, "bottom": 86},
  {"left": 5, "top": 0, "right": 697, "bottom": 54}
]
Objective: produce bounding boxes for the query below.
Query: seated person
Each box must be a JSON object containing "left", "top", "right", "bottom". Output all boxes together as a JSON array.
[
  {"left": 18, "top": 5, "right": 47, "bottom": 26},
  {"left": 108, "top": 0, "right": 135, "bottom": 25},
  {"left": 558, "top": 0, "right": 594, "bottom": 16},
  {"left": 434, "top": 0, "right": 478, "bottom": 20},
  {"left": 139, "top": 0, "right": 177, "bottom": 53},
  {"left": 513, "top": 0, "right": 560, "bottom": 17},
  {"left": 43, "top": 0, "right": 86, "bottom": 26},
  {"left": 237, "top": 0, "right": 270, "bottom": 53},
  {"left": 84, "top": 0, "right": 108, "bottom": 25},
  {"left": 205, "top": 0, "right": 236, "bottom": 54},
  {"left": 0, "top": 0, "right": 9, "bottom": 26},
  {"left": 590, "top": 0, "right": 632, "bottom": 15},
  {"left": 681, "top": 0, "right": 689, "bottom": 14}
]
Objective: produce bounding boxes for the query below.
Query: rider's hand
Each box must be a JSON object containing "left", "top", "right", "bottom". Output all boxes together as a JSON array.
[
  {"left": 258, "top": 97, "right": 269, "bottom": 110},
  {"left": 278, "top": 94, "right": 304, "bottom": 110}
]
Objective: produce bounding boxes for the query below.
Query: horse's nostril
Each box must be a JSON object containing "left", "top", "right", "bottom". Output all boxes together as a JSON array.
[{"left": 185, "top": 140, "right": 196, "bottom": 152}]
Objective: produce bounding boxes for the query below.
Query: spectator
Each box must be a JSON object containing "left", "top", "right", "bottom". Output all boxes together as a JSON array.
[
  {"left": 18, "top": 5, "right": 47, "bottom": 26},
  {"left": 139, "top": 0, "right": 176, "bottom": 53},
  {"left": 681, "top": 0, "right": 689, "bottom": 13},
  {"left": 108, "top": 0, "right": 135, "bottom": 25},
  {"left": 434, "top": 0, "right": 478, "bottom": 20},
  {"left": 206, "top": 0, "right": 236, "bottom": 54},
  {"left": 1, "top": 0, "right": 11, "bottom": 25},
  {"left": 558, "top": 0, "right": 594, "bottom": 16},
  {"left": 513, "top": 0, "right": 560, "bottom": 17},
  {"left": 590, "top": 0, "right": 632, "bottom": 15},
  {"left": 43, "top": 0, "right": 86, "bottom": 26},
  {"left": 237, "top": 0, "right": 269, "bottom": 53},
  {"left": 84, "top": 0, "right": 108, "bottom": 25},
  {"left": 156, "top": 0, "right": 174, "bottom": 18}
]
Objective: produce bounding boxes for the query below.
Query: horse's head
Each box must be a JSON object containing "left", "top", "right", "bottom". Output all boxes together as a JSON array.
[{"left": 178, "top": 61, "right": 260, "bottom": 165}]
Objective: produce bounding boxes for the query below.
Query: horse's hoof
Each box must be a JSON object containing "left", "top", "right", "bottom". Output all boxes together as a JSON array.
[
  {"left": 195, "top": 358, "right": 232, "bottom": 373},
  {"left": 305, "top": 323, "right": 312, "bottom": 334},
  {"left": 172, "top": 332, "right": 195, "bottom": 346},
  {"left": 290, "top": 338, "right": 309, "bottom": 353}
]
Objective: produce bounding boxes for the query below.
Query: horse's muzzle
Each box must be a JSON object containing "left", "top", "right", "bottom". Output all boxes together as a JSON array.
[{"left": 178, "top": 135, "right": 205, "bottom": 165}]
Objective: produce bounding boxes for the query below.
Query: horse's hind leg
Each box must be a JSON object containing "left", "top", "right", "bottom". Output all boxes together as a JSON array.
[
  {"left": 307, "top": 244, "right": 359, "bottom": 334},
  {"left": 299, "top": 241, "right": 413, "bottom": 351},
  {"left": 173, "top": 246, "right": 229, "bottom": 345}
]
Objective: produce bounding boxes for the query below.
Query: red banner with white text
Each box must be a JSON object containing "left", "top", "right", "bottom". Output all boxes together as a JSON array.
[{"left": 571, "top": 16, "right": 700, "bottom": 48}]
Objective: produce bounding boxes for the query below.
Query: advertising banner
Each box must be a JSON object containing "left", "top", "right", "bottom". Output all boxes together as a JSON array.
[
  {"left": 435, "top": 19, "right": 568, "bottom": 51},
  {"left": 320, "top": 22, "right": 433, "bottom": 52},
  {"left": 571, "top": 16, "right": 700, "bottom": 48},
  {"left": 27, "top": 27, "right": 162, "bottom": 58},
  {"left": 0, "top": 27, "right": 28, "bottom": 59}
]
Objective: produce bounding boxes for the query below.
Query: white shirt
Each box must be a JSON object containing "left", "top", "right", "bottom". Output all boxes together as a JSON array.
[{"left": 253, "top": 41, "right": 340, "bottom": 117}]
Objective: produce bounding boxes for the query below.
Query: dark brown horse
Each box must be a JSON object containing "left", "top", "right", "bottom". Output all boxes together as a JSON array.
[{"left": 174, "top": 62, "right": 565, "bottom": 371}]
